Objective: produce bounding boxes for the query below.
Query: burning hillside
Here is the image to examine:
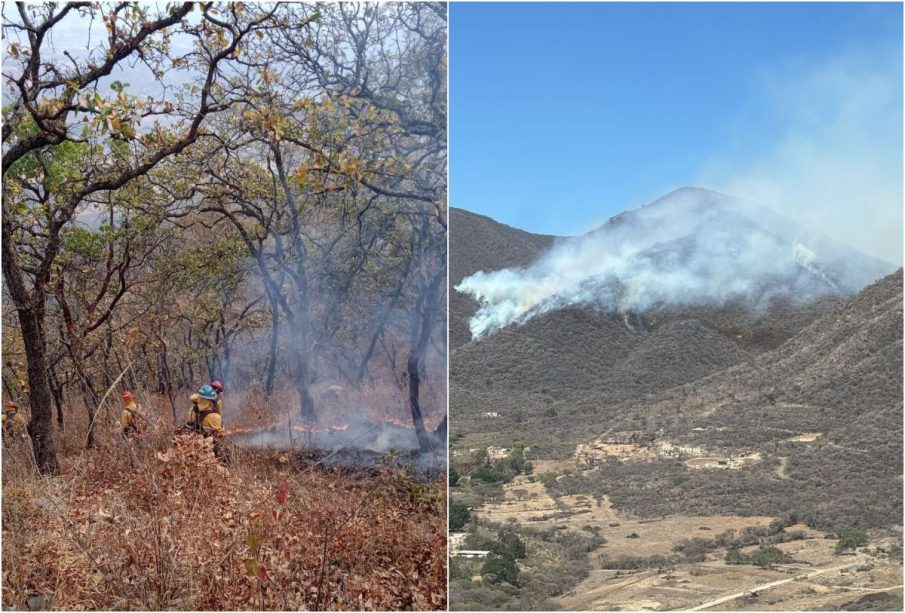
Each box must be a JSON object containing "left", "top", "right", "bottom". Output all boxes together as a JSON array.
[{"left": 456, "top": 188, "right": 896, "bottom": 338}]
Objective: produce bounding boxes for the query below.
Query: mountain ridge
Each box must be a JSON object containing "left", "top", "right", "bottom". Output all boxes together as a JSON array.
[{"left": 454, "top": 188, "right": 897, "bottom": 339}]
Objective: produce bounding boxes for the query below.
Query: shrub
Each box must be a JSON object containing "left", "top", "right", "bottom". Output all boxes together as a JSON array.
[
  {"left": 450, "top": 501, "right": 472, "bottom": 531},
  {"left": 492, "top": 529, "right": 526, "bottom": 560},
  {"left": 746, "top": 546, "right": 791, "bottom": 568},
  {"left": 725, "top": 547, "right": 744, "bottom": 565},
  {"left": 725, "top": 545, "right": 790, "bottom": 567},
  {"left": 472, "top": 462, "right": 507, "bottom": 483},
  {"left": 836, "top": 528, "right": 870, "bottom": 554},
  {"left": 481, "top": 555, "right": 519, "bottom": 586}
]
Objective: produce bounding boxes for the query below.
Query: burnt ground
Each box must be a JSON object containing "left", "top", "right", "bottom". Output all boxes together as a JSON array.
[
  {"left": 294, "top": 447, "right": 444, "bottom": 481},
  {"left": 229, "top": 418, "right": 446, "bottom": 481}
]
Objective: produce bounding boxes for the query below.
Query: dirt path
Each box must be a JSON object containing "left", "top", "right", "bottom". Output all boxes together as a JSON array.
[
  {"left": 687, "top": 560, "right": 864, "bottom": 611},
  {"left": 775, "top": 456, "right": 789, "bottom": 479},
  {"left": 556, "top": 570, "right": 660, "bottom": 610},
  {"left": 827, "top": 584, "right": 903, "bottom": 593}
]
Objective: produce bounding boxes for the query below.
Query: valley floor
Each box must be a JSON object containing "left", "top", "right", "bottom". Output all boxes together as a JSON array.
[
  {"left": 556, "top": 539, "right": 902, "bottom": 611},
  {"left": 451, "top": 443, "right": 902, "bottom": 611}
]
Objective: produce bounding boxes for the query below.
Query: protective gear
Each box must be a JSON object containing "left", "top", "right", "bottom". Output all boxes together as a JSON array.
[
  {"left": 121, "top": 399, "right": 146, "bottom": 438},
  {"left": 209, "top": 381, "right": 224, "bottom": 414},
  {"left": 121, "top": 391, "right": 135, "bottom": 403},
  {"left": 3, "top": 401, "right": 26, "bottom": 444},
  {"left": 181, "top": 390, "right": 228, "bottom": 464},
  {"left": 196, "top": 385, "right": 217, "bottom": 401},
  {"left": 186, "top": 397, "right": 223, "bottom": 435},
  {"left": 189, "top": 392, "right": 222, "bottom": 414}
]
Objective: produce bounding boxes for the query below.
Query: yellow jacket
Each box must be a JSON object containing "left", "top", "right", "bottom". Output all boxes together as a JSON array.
[
  {"left": 186, "top": 398, "right": 223, "bottom": 435},
  {"left": 189, "top": 393, "right": 223, "bottom": 414},
  {"left": 121, "top": 401, "right": 145, "bottom": 432},
  {"left": 2, "top": 412, "right": 26, "bottom": 436}
]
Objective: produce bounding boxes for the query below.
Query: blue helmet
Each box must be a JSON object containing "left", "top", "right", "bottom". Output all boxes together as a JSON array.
[{"left": 197, "top": 384, "right": 218, "bottom": 400}]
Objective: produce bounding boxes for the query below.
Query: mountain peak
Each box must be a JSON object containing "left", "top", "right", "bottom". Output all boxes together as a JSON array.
[{"left": 457, "top": 187, "right": 897, "bottom": 338}]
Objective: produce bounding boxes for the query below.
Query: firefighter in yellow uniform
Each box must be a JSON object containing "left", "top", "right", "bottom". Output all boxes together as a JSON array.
[
  {"left": 188, "top": 380, "right": 224, "bottom": 415},
  {"left": 2, "top": 400, "right": 27, "bottom": 446},
  {"left": 186, "top": 385, "right": 229, "bottom": 463},
  {"left": 120, "top": 390, "right": 146, "bottom": 439}
]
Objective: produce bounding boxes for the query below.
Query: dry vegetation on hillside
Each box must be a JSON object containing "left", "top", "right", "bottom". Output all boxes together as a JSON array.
[
  {"left": 3, "top": 403, "right": 447, "bottom": 611},
  {"left": 449, "top": 203, "right": 902, "bottom": 611}
]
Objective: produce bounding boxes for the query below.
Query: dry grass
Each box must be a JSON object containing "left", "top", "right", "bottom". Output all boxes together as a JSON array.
[{"left": 2, "top": 392, "right": 447, "bottom": 610}]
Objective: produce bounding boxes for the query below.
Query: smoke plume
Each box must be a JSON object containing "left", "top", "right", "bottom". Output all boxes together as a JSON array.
[
  {"left": 456, "top": 188, "right": 895, "bottom": 339},
  {"left": 701, "top": 46, "right": 902, "bottom": 265}
]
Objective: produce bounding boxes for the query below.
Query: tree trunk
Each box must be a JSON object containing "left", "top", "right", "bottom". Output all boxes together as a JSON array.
[
  {"left": 265, "top": 298, "right": 280, "bottom": 395},
  {"left": 407, "top": 267, "right": 445, "bottom": 453},
  {"left": 48, "top": 370, "right": 65, "bottom": 431},
  {"left": 407, "top": 353, "right": 432, "bottom": 452},
  {"left": 294, "top": 323, "right": 317, "bottom": 423},
  {"left": 156, "top": 343, "right": 168, "bottom": 396},
  {"left": 18, "top": 309, "right": 59, "bottom": 474},
  {"left": 84, "top": 393, "right": 99, "bottom": 449},
  {"left": 357, "top": 256, "right": 413, "bottom": 384},
  {"left": 2, "top": 200, "right": 59, "bottom": 472},
  {"left": 68, "top": 350, "right": 99, "bottom": 448}
]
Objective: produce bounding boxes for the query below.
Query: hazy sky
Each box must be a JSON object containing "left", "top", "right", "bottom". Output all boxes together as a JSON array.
[{"left": 450, "top": 2, "right": 903, "bottom": 262}]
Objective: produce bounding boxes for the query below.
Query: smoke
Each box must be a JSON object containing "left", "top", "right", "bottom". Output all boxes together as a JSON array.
[
  {"left": 229, "top": 415, "right": 446, "bottom": 479},
  {"left": 456, "top": 188, "right": 896, "bottom": 338},
  {"left": 230, "top": 416, "right": 424, "bottom": 453},
  {"left": 458, "top": 46, "right": 901, "bottom": 339},
  {"left": 701, "top": 46, "right": 903, "bottom": 265}
]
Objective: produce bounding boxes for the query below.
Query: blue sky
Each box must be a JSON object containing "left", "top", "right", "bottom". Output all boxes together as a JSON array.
[{"left": 450, "top": 2, "right": 903, "bottom": 260}]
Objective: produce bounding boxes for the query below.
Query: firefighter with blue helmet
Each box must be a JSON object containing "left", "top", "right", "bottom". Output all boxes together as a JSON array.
[
  {"left": 184, "top": 384, "right": 230, "bottom": 464},
  {"left": 186, "top": 384, "right": 223, "bottom": 435}
]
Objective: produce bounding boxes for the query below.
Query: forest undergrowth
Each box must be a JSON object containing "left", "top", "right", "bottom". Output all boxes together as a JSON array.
[{"left": 2, "top": 396, "right": 447, "bottom": 611}]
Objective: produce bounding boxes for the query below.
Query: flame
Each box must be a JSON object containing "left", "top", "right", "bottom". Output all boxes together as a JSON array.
[
  {"left": 372, "top": 415, "right": 414, "bottom": 429},
  {"left": 224, "top": 424, "right": 345, "bottom": 436}
]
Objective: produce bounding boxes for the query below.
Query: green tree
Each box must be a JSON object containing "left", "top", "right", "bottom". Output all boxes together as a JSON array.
[
  {"left": 492, "top": 528, "right": 526, "bottom": 560},
  {"left": 724, "top": 547, "right": 744, "bottom": 565},
  {"left": 450, "top": 501, "right": 471, "bottom": 531},
  {"left": 836, "top": 529, "right": 869, "bottom": 554},
  {"left": 1, "top": 2, "right": 274, "bottom": 473},
  {"left": 472, "top": 462, "right": 506, "bottom": 484},
  {"left": 481, "top": 555, "right": 519, "bottom": 586},
  {"left": 746, "top": 546, "right": 790, "bottom": 568}
]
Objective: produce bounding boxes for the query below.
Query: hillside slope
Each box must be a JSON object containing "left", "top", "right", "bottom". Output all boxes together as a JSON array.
[
  {"left": 449, "top": 207, "right": 557, "bottom": 348},
  {"left": 549, "top": 269, "right": 903, "bottom": 531}
]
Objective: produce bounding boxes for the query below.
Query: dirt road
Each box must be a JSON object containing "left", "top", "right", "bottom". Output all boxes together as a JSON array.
[{"left": 687, "top": 560, "right": 864, "bottom": 610}]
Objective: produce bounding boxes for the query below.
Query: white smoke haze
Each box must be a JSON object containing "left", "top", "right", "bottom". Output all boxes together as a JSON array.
[
  {"left": 229, "top": 414, "right": 446, "bottom": 477},
  {"left": 230, "top": 416, "right": 423, "bottom": 452},
  {"left": 456, "top": 188, "right": 896, "bottom": 338},
  {"left": 457, "top": 46, "right": 901, "bottom": 339},
  {"left": 701, "top": 46, "right": 903, "bottom": 265}
]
